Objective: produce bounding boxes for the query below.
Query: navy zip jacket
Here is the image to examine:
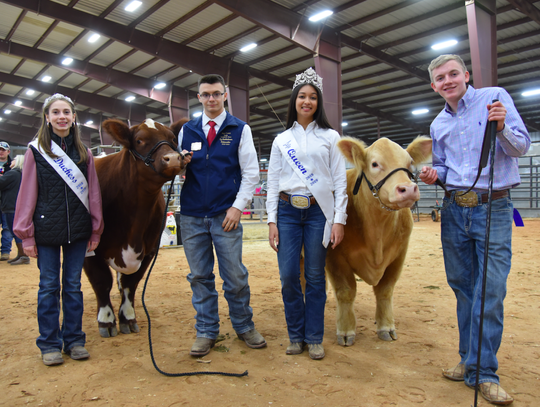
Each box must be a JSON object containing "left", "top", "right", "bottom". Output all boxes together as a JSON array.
[{"left": 180, "top": 112, "right": 244, "bottom": 218}]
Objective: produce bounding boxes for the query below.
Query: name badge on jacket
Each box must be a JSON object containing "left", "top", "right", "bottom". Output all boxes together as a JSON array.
[{"left": 191, "top": 142, "right": 202, "bottom": 151}]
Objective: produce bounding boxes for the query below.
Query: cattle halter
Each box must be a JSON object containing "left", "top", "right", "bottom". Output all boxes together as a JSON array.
[
  {"left": 130, "top": 140, "right": 177, "bottom": 174},
  {"left": 353, "top": 167, "right": 415, "bottom": 212}
]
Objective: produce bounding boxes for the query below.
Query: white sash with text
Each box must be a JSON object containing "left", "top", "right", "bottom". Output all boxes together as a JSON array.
[
  {"left": 276, "top": 130, "right": 334, "bottom": 247},
  {"left": 30, "top": 140, "right": 90, "bottom": 212}
]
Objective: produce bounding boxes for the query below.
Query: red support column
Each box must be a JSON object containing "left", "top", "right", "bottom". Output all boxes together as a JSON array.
[
  {"left": 226, "top": 63, "right": 250, "bottom": 123},
  {"left": 314, "top": 28, "right": 342, "bottom": 134},
  {"left": 466, "top": 0, "right": 497, "bottom": 88},
  {"left": 169, "top": 86, "right": 189, "bottom": 123}
]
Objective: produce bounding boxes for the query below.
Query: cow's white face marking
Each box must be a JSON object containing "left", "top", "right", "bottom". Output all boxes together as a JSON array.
[
  {"left": 97, "top": 305, "right": 115, "bottom": 323},
  {"left": 107, "top": 245, "right": 142, "bottom": 275},
  {"left": 119, "top": 288, "right": 136, "bottom": 320},
  {"left": 144, "top": 118, "right": 157, "bottom": 129}
]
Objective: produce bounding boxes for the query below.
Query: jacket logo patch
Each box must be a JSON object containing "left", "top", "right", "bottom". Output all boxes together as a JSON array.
[{"left": 220, "top": 133, "right": 232, "bottom": 146}]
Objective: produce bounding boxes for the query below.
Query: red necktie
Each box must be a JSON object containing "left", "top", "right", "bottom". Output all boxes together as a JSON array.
[{"left": 207, "top": 121, "right": 216, "bottom": 146}]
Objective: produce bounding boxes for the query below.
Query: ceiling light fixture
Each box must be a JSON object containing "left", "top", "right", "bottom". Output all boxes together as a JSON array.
[
  {"left": 240, "top": 43, "right": 257, "bottom": 52},
  {"left": 522, "top": 89, "right": 540, "bottom": 97},
  {"left": 42, "top": 75, "right": 52, "bottom": 82},
  {"left": 62, "top": 57, "right": 73, "bottom": 66},
  {"left": 342, "top": 122, "right": 348, "bottom": 127},
  {"left": 193, "top": 112, "right": 202, "bottom": 118},
  {"left": 26, "top": 90, "right": 35, "bottom": 96},
  {"left": 85, "top": 120, "right": 94, "bottom": 125},
  {"left": 14, "top": 101, "right": 22, "bottom": 106},
  {"left": 154, "top": 82, "right": 166, "bottom": 89},
  {"left": 431, "top": 39, "right": 458, "bottom": 50},
  {"left": 412, "top": 108, "right": 429, "bottom": 115},
  {"left": 125, "top": 1, "right": 142, "bottom": 12},
  {"left": 125, "top": 96, "right": 136, "bottom": 102},
  {"left": 4, "top": 109, "right": 11, "bottom": 114},
  {"left": 88, "top": 33, "right": 101, "bottom": 43},
  {"left": 309, "top": 10, "right": 333, "bottom": 22}
]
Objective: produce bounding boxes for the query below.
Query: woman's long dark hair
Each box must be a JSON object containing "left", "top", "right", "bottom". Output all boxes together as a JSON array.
[{"left": 285, "top": 83, "right": 333, "bottom": 130}]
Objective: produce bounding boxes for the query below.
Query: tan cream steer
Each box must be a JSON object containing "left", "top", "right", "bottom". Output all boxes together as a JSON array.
[{"left": 326, "top": 136, "right": 432, "bottom": 345}]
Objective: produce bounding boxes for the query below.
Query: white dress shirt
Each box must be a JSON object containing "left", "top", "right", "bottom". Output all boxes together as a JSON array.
[
  {"left": 266, "top": 121, "right": 348, "bottom": 225},
  {"left": 178, "top": 110, "right": 259, "bottom": 212}
]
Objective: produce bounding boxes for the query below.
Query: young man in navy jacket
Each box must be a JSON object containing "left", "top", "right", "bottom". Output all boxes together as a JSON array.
[{"left": 178, "top": 74, "right": 266, "bottom": 356}]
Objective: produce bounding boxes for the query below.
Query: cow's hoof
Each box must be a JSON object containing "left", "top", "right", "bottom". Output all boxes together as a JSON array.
[
  {"left": 337, "top": 335, "right": 355, "bottom": 347},
  {"left": 99, "top": 326, "right": 118, "bottom": 338},
  {"left": 119, "top": 322, "right": 140, "bottom": 334},
  {"left": 377, "top": 330, "right": 397, "bottom": 341}
]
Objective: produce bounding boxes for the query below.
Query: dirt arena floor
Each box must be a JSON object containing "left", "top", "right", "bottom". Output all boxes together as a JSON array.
[{"left": 1, "top": 215, "right": 539, "bottom": 407}]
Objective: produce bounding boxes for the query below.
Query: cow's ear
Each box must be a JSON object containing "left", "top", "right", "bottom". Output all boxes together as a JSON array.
[
  {"left": 337, "top": 137, "right": 366, "bottom": 167},
  {"left": 170, "top": 118, "right": 189, "bottom": 138},
  {"left": 407, "top": 136, "right": 432, "bottom": 165},
  {"left": 101, "top": 119, "right": 132, "bottom": 149}
]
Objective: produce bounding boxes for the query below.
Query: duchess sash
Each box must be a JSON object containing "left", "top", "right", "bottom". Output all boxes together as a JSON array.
[
  {"left": 276, "top": 130, "right": 334, "bottom": 247},
  {"left": 30, "top": 140, "right": 90, "bottom": 212}
]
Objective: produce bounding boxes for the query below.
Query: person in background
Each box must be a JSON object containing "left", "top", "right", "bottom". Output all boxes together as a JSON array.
[
  {"left": 14, "top": 94, "right": 104, "bottom": 366},
  {"left": 0, "top": 154, "right": 27, "bottom": 265},
  {"left": 419, "top": 54, "right": 530, "bottom": 406},
  {"left": 0, "top": 141, "right": 14, "bottom": 261},
  {"left": 266, "top": 67, "right": 348, "bottom": 360},
  {"left": 178, "top": 74, "right": 265, "bottom": 356}
]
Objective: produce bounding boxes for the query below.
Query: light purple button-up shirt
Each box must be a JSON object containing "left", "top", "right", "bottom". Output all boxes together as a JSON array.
[{"left": 431, "top": 85, "right": 530, "bottom": 191}]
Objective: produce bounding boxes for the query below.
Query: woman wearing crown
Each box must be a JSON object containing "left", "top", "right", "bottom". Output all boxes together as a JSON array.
[{"left": 266, "top": 67, "right": 348, "bottom": 360}]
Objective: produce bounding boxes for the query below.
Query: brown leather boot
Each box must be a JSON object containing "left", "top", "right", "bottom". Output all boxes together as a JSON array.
[{"left": 7, "top": 242, "right": 24, "bottom": 264}]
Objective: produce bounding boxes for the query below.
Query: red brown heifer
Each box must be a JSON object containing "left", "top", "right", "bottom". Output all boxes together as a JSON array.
[
  {"left": 326, "top": 136, "right": 432, "bottom": 346},
  {"left": 84, "top": 118, "right": 188, "bottom": 338}
]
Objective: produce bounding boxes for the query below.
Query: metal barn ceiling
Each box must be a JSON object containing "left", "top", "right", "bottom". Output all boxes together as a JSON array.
[{"left": 0, "top": 0, "right": 538, "bottom": 159}]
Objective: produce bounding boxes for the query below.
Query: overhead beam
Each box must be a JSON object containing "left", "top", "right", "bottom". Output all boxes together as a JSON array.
[
  {"left": 0, "top": 72, "right": 166, "bottom": 123},
  {"left": 506, "top": 0, "right": 540, "bottom": 25},
  {"left": 214, "top": 0, "right": 430, "bottom": 82}
]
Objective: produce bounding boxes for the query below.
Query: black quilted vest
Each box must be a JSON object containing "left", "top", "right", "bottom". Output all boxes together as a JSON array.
[{"left": 31, "top": 133, "right": 92, "bottom": 246}]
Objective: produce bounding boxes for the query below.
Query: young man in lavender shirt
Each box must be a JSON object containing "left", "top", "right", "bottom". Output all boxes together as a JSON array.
[{"left": 419, "top": 54, "right": 530, "bottom": 406}]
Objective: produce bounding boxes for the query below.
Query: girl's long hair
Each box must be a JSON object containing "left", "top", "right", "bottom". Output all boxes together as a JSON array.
[
  {"left": 285, "top": 83, "right": 333, "bottom": 131},
  {"left": 35, "top": 94, "right": 88, "bottom": 163}
]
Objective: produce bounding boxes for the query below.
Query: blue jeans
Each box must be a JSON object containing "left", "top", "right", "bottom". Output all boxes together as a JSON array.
[
  {"left": 440, "top": 193, "right": 513, "bottom": 386},
  {"left": 1, "top": 211, "right": 13, "bottom": 254},
  {"left": 277, "top": 199, "right": 328, "bottom": 344},
  {"left": 36, "top": 240, "right": 88, "bottom": 354},
  {"left": 5, "top": 213, "right": 22, "bottom": 244},
  {"left": 180, "top": 213, "right": 254, "bottom": 339}
]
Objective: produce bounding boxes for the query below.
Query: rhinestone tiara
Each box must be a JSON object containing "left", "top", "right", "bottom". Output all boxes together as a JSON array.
[
  {"left": 44, "top": 93, "right": 75, "bottom": 107},
  {"left": 293, "top": 67, "right": 323, "bottom": 93}
]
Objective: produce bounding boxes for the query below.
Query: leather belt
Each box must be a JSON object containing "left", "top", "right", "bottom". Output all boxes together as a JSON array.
[
  {"left": 445, "top": 190, "right": 509, "bottom": 207},
  {"left": 280, "top": 192, "right": 317, "bottom": 206}
]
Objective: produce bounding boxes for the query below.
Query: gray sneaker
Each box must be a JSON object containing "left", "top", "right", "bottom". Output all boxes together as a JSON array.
[
  {"left": 42, "top": 351, "right": 64, "bottom": 366},
  {"left": 66, "top": 346, "right": 90, "bottom": 360},
  {"left": 308, "top": 343, "right": 325, "bottom": 360},
  {"left": 237, "top": 328, "right": 267, "bottom": 349}
]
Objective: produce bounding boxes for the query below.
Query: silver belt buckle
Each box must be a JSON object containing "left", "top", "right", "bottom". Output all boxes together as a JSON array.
[
  {"left": 290, "top": 194, "right": 310, "bottom": 209},
  {"left": 454, "top": 191, "right": 478, "bottom": 207}
]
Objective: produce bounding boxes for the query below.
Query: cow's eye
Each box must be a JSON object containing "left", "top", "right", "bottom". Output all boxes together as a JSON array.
[
  {"left": 136, "top": 140, "right": 142, "bottom": 145},
  {"left": 371, "top": 162, "right": 378, "bottom": 168}
]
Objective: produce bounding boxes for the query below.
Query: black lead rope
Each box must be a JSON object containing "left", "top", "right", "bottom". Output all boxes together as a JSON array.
[
  {"left": 140, "top": 174, "right": 248, "bottom": 378},
  {"left": 473, "top": 112, "right": 499, "bottom": 407}
]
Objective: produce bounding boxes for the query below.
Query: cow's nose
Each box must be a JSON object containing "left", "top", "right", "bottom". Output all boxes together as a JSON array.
[
  {"left": 396, "top": 183, "right": 418, "bottom": 197},
  {"left": 162, "top": 151, "right": 181, "bottom": 164}
]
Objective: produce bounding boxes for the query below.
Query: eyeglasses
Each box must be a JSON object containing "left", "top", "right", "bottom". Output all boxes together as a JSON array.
[{"left": 199, "top": 92, "right": 225, "bottom": 100}]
